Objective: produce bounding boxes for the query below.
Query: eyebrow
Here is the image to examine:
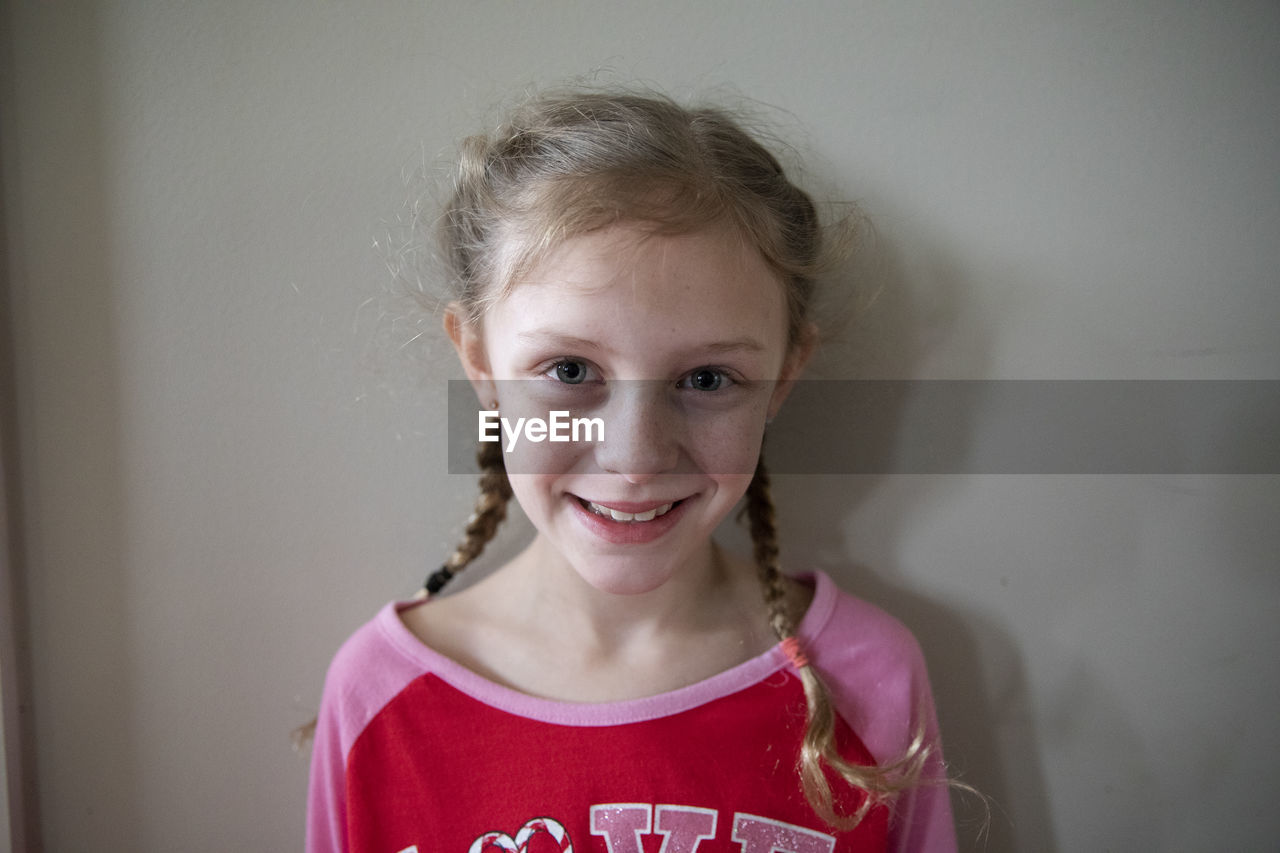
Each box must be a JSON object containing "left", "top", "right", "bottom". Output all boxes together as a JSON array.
[
  {"left": 515, "top": 331, "right": 767, "bottom": 356},
  {"left": 515, "top": 331, "right": 602, "bottom": 352},
  {"left": 697, "top": 338, "right": 767, "bottom": 355}
]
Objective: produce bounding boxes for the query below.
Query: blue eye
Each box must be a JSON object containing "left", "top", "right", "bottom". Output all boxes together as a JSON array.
[
  {"left": 554, "top": 360, "right": 588, "bottom": 384},
  {"left": 683, "top": 368, "right": 726, "bottom": 392}
]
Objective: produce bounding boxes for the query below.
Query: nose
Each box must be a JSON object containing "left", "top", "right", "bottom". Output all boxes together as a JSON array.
[{"left": 593, "top": 382, "right": 681, "bottom": 483}]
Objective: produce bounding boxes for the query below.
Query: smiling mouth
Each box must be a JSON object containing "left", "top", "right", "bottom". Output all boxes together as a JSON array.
[{"left": 578, "top": 498, "right": 681, "bottom": 523}]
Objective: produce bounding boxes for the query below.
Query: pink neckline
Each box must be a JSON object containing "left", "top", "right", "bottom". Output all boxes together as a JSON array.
[{"left": 375, "top": 571, "right": 838, "bottom": 727}]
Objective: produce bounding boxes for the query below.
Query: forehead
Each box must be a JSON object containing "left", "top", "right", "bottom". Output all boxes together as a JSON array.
[{"left": 491, "top": 222, "right": 788, "bottom": 345}]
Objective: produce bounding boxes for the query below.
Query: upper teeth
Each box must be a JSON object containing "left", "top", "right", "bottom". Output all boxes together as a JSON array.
[{"left": 587, "top": 501, "right": 673, "bottom": 522}]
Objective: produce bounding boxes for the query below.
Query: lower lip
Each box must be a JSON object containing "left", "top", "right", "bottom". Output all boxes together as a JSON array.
[{"left": 570, "top": 497, "right": 690, "bottom": 545}]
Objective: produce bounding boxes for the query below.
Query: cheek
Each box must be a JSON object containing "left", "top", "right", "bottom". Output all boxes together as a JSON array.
[
  {"left": 505, "top": 473, "right": 557, "bottom": 516},
  {"left": 689, "top": 419, "right": 765, "bottom": 477},
  {"left": 679, "top": 396, "right": 771, "bottom": 477}
]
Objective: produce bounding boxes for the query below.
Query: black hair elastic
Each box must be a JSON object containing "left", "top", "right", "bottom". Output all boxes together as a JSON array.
[{"left": 424, "top": 566, "right": 454, "bottom": 595}]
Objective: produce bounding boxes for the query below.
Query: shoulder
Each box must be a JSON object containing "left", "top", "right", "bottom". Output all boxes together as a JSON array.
[
  {"left": 309, "top": 603, "right": 433, "bottom": 852},
  {"left": 316, "top": 602, "right": 434, "bottom": 759},
  {"left": 805, "top": 573, "right": 926, "bottom": 672},
  {"left": 796, "top": 573, "right": 957, "bottom": 850},
  {"left": 797, "top": 572, "right": 935, "bottom": 765}
]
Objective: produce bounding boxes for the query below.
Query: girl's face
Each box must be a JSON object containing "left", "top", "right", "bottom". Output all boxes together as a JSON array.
[{"left": 450, "top": 221, "right": 810, "bottom": 596}]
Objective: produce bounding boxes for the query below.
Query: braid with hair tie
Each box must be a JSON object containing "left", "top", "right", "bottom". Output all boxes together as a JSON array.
[
  {"left": 743, "top": 451, "right": 930, "bottom": 829},
  {"left": 419, "top": 439, "right": 513, "bottom": 597}
]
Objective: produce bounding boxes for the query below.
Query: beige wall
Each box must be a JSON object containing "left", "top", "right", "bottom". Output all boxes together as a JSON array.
[{"left": 3, "top": 1, "right": 1278, "bottom": 850}]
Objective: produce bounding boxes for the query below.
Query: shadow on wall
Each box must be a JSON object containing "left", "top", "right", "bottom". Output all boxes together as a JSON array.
[
  {"left": 766, "top": 225, "right": 1059, "bottom": 851},
  {"left": 0, "top": 52, "right": 35, "bottom": 853},
  {"left": 2, "top": 4, "right": 143, "bottom": 849}
]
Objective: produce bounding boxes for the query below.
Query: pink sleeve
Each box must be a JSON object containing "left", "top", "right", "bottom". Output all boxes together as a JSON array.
[
  {"left": 305, "top": 605, "right": 431, "bottom": 853},
  {"left": 801, "top": 577, "right": 958, "bottom": 853},
  {"left": 306, "top": 676, "right": 348, "bottom": 853}
]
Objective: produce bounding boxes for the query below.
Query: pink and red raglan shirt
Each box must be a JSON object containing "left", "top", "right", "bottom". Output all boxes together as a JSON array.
[{"left": 306, "top": 572, "right": 957, "bottom": 853}]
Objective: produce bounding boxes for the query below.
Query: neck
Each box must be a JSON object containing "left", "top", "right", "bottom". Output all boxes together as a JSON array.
[{"left": 440, "top": 533, "right": 786, "bottom": 702}]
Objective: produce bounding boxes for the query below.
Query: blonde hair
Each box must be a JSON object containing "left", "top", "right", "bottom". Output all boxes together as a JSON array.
[
  {"left": 428, "top": 87, "right": 931, "bottom": 829},
  {"left": 440, "top": 88, "right": 828, "bottom": 348}
]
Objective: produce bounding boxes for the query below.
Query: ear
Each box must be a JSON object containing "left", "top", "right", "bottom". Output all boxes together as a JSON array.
[
  {"left": 766, "top": 321, "right": 817, "bottom": 420},
  {"left": 444, "top": 303, "right": 497, "bottom": 407}
]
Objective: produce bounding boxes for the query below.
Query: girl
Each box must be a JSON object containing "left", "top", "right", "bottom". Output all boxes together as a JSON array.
[{"left": 307, "top": 89, "right": 957, "bottom": 852}]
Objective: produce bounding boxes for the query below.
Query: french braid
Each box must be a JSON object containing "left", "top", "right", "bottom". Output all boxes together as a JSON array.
[
  {"left": 744, "top": 454, "right": 931, "bottom": 829},
  {"left": 419, "top": 439, "right": 513, "bottom": 597}
]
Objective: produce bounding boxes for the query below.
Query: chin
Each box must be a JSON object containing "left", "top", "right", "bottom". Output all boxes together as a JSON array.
[{"left": 567, "top": 553, "right": 681, "bottom": 597}]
